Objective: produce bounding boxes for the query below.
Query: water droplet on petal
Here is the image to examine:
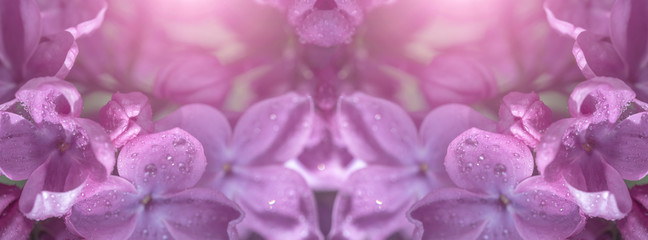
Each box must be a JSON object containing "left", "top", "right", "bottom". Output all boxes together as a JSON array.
[
  {"left": 144, "top": 164, "right": 157, "bottom": 177},
  {"left": 494, "top": 163, "right": 507, "bottom": 176},
  {"left": 178, "top": 162, "right": 188, "bottom": 174}
]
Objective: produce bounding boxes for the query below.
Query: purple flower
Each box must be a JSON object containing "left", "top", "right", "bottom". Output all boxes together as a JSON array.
[
  {"left": 0, "top": 0, "right": 106, "bottom": 102},
  {"left": 547, "top": 0, "right": 648, "bottom": 99},
  {"left": 618, "top": 185, "right": 648, "bottom": 239},
  {"left": 258, "top": 0, "right": 389, "bottom": 47},
  {"left": 0, "top": 185, "right": 33, "bottom": 239},
  {"left": 98, "top": 91, "right": 154, "bottom": 149},
  {"left": 537, "top": 78, "right": 648, "bottom": 219},
  {"left": 415, "top": 54, "right": 498, "bottom": 107},
  {"left": 0, "top": 77, "right": 114, "bottom": 220},
  {"left": 497, "top": 92, "right": 552, "bottom": 149},
  {"left": 66, "top": 128, "right": 243, "bottom": 239},
  {"left": 408, "top": 128, "right": 585, "bottom": 239},
  {"left": 153, "top": 53, "right": 232, "bottom": 106},
  {"left": 155, "top": 93, "right": 322, "bottom": 239},
  {"left": 330, "top": 92, "right": 496, "bottom": 239}
]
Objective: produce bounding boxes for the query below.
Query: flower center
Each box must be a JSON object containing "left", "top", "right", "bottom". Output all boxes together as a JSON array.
[
  {"left": 223, "top": 163, "right": 232, "bottom": 172},
  {"left": 140, "top": 194, "right": 152, "bottom": 205},
  {"left": 581, "top": 142, "right": 593, "bottom": 153},
  {"left": 499, "top": 194, "right": 510, "bottom": 206},
  {"left": 420, "top": 162, "right": 429, "bottom": 172},
  {"left": 58, "top": 142, "right": 70, "bottom": 153}
]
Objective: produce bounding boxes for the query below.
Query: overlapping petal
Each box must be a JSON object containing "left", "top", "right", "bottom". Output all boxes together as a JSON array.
[
  {"left": 567, "top": 77, "right": 635, "bottom": 123},
  {"left": 117, "top": 128, "right": 206, "bottom": 194},
  {"left": 99, "top": 92, "right": 154, "bottom": 148},
  {"left": 337, "top": 92, "right": 417, "bottom": 165},
  {"left": 444, "top": 128, "right": 534, "bottom": 194},
  {"left": 226, "top": 166, "right": 322, "bottom": 240},
  {"left": 231, "top": 93, "right": 314, "bottom": 166},
  {"left": 618, "top": 185, "right": 648, "bottom": 240},
  {"left": 14, "top": 77, "right": 83, "bottom": 123},
  {"left": 497, "top": 92, "right": 552, "bottom": 148},
  {"left": 408, "top": 188, "right": 499, "bottom": 240},
  {"left": 155, "top": 104, "right": 231, "bottom": 186},
  {"left": 330, "top": 166, "right": 424, "bottom": 240},
  {"left": 0, "top": 185, "right": 33, "bottom": 240}
]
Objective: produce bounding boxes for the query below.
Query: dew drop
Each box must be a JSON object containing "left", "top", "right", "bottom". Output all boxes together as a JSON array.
[
  {"left": 178, "top": 162, "right": 188, "bottom": 173},
  {"left": 493, "top": 163, "right": 507, "bottom": 176},
  {"left": 144, "top": 164, "right": 157, "bottom": 177},
  {"left": 269, "top": 113, "right": 277, "bottom": 120}
]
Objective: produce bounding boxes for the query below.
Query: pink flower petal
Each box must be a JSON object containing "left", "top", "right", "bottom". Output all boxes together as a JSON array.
[
  {"left": 231, "top": 93, "right": 314, "bottom": 166},
  {"left": 337, "top": 92, "right": 418, "bottom": 165},
  {"left": 445, "top": 128, "right": 534, "bottom": 194},
  {"left": 535, "top": 118, "right": 579, "bottom": 180},
  {"left": 155, "top": 104, "right": 232, "bottom": 187},
  {"left": 295, "top": 9, "right": 356, "bottom": 47},
  {"left": 19, "top": 158, "right": 88, "bottom": 220},
  {"left": 609, "top": 0, "right": 648, "bottom": 76},
  {"left": 573, "top": 32, "right": 626, "bottom": 80},
  {"left": 153, "top": 53, "right": 232, "bottom": 106},
  {"left": 568, "top": 77, "right": 635, "bottom": 123},
  {"left": 497, "top": 92, "right": 552, "bottom": 148},
  {"left": 227, "top": 166, "right": 322, "bottom": 240},
  {"left": 23, "top": 31, "right": 77, "bottom": 80},
  {"left": 618, "top": 185, "right": 648, "bottom": 239},
  {"left": 420, "top": 104, "right": 496, "bottom": 177},
  {"left": 407, "top": 188, "right": 509, "bottom": 240},
  {"left": 544, "top": 0, "right": 614, "bottom": 39},
  {"left": 0, "top": 0, "right": 41, "bottom": 76},
  {"left": 0, "top": 185, "right": 33, "bottom": 240},
  {"left": 330, "top": 166, "right": 425, "bottom": 240},
  {"left": 0, "top": 112, "right": 46, "bottom": 180},
  {"left": 418, "top": 54, "right": 497, "bottom": 106},
  {"left": 563, "top": 158, "right": 632, "bottom": 220},
  {"left": 14, "top": 77, "right": 83, "bottom": 123},
  {"left": 157, "top": 188, "right": 243, "bottom": 240},
  {"left": 511, "top": 176, "right": 585, "bottom": 239},
  {"left": 36, "top": 0, "right": 107, "bottom": 39},
  {"left": 604, "top": 113, "right": 648, "bottom": 180},
  {"left": 99, "top": 92, "right": 154, "bottom": 148},
  {"left": 66, "top": 176, "right": 139, "bottom": 240},
  {"left": 117, "top": 128, "right": 207, "bottom": 194}
]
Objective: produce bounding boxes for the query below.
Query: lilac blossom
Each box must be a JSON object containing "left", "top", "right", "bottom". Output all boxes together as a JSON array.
[
  {"left": 155, "top": 93, "right": 322, "bottom": 239},
  {"left": 0, "top": 0, "right": 106, "bottom": 102},
  {"left": 257, "top": 0, "right": 395, "bottom": 47},
  {"left": 0, "top": 77, "right": 114, "bottom": 220},
  {"left": 408, "top": 128, "right": 585, "bottom": 240},
  {"left": 98, "top": 91, "right": 154, "bottom": 149},
  {"left": 66, "top": 128, "right": 243, "bottom": 240},
  {"left": 497, "top": 92, "right": 552, "bottom": 149},
  {"left": 546, "top": 0, "right": 648, "bottom": 100},
  {"left": 537, "top": 77, "right": 648, "bottom": 220},
  {"left": 330, "top": 92, "right": 496, "bottom": 239}
]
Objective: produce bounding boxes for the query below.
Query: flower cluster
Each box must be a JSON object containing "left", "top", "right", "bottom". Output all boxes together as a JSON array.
[{"left": 1, "top": 0, "right": 647, "bottom": 239}]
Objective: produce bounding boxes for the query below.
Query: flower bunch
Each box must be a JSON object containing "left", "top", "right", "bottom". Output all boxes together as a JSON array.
[{"left": 1, "top": 0, "right": 647, "bottom": 239}]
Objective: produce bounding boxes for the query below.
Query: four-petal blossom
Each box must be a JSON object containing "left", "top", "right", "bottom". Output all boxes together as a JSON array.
[
  {"left": 66, "top": 128, "right": 243, "bottom": 240},
  {"left": 330, "top": 92, "right": 497, "bottom": 239},
  {"left": 0, "top": 78, "right": 114, "bottom": 220},
  {"left": 408, "top": 128, "right": 585, "bottom": 240},
  {"left": 155, "top": 93, "right": 323, "bottom": 239}
]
